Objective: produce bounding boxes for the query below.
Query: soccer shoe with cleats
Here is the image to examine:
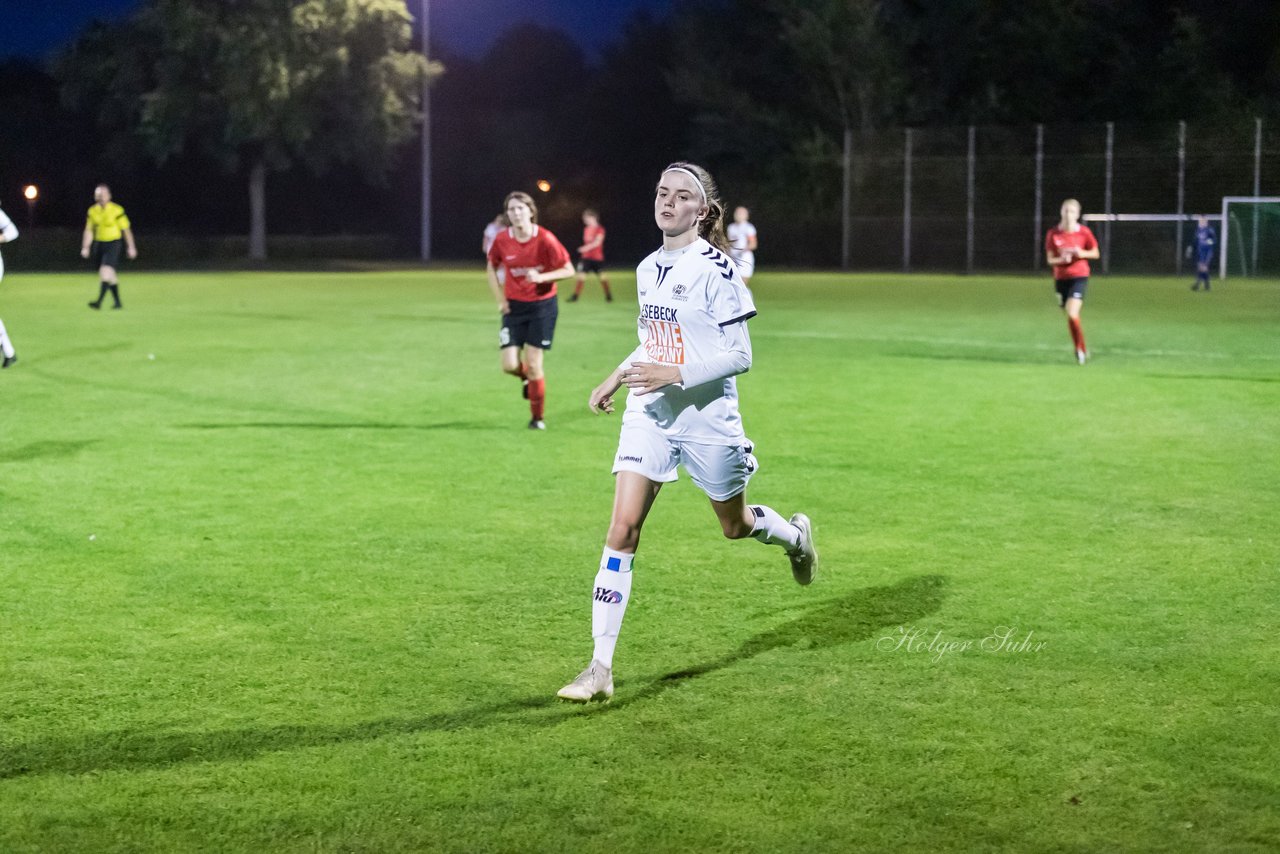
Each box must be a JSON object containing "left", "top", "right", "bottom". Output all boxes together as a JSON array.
[
  {"left": 528, "top": 419, "right": 546, "bottom": 430},
  {"left": 2, "top": 354, "right": 16, "bottom": 369},
  {"left": 1076, "top": 349, "right": 1088, "bottom": 365},
  {"left": 788, "top": 513, "right": 818, "bottom": 585},
  {"left": 88, "top": 301, "right": 101, "bottom": 310},
  {"left": 557, "top": 660, "right": 614, "bottom": 702}
]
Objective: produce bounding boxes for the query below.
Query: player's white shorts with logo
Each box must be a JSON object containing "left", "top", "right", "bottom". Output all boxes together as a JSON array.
[
  {"left": 732, "top": 250, "right": 755, "bottom": 279},
  {"left": 612, "top": 420, "right": 757, "bottom": 501}
]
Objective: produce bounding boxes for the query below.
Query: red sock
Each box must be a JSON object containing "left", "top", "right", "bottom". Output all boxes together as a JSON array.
[
  {"left": 528, "top": 378, "right": 546, "bottom": 420},
  {"left": 1067, "top": 317, "right": 1086, "bottom": 353},
  {"left": 516, "top": 362, "right": 527, "bottom": 380},
  {"left": 601, "top": 278, "right": 612, "bottom": 298}
]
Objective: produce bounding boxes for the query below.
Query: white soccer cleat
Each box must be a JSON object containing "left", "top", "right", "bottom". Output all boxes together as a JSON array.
[
  {"left": 1076, "top": 349, "right": 1088, "bottom": 365},
  {"left": 788, "top": 513, "right": 818, "bottom": 586},
  {"left": 557, "top": 660, "right": 614, "bottom": 702}
]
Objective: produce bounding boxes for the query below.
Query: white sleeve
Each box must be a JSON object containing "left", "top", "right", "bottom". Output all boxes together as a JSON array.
[
  {"left": 0, "top": 210, "right": 17, "bottom": 242},
  {"left": 678, "top": 319, "right": 752, "bottom": 388},
  {"left": 617, "top": 343, "right": 646, "bottom": 373}
]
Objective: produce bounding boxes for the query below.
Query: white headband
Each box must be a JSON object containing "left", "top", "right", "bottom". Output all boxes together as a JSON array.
[{"left": 663, "top": 167, "right": 708, "bottom": 204}]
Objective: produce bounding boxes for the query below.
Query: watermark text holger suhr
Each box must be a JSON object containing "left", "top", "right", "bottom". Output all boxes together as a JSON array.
[{"left": 877, "top": 626, "right": 1046, "bottom": 662}]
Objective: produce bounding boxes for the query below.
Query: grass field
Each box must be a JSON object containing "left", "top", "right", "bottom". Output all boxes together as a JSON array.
[{"left": 1, "top": 268, "right": 1277, "bottom": 852}]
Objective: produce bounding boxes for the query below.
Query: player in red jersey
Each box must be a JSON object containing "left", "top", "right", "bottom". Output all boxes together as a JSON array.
[
  {"left": 486, "top": 191, "right": 575, "bottom": 429},
  {"left": 568, "top": 208, "right": 612, "bottom": 303},
  {"left": 1045, "top": 198, "right": 1100, "bottom": 364}
]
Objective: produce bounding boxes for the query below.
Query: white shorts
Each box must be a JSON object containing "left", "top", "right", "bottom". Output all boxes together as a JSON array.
[
  {"left": 612, "top": 421, "right": 758, "bottom": 501},
  {"left": 732, "top": 251, "right": 755, "bottom": 279}
]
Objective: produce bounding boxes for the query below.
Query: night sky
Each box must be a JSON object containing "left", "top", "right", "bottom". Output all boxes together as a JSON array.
[{"left": 0, "top": 0, "right": 673, "bottom": 61}]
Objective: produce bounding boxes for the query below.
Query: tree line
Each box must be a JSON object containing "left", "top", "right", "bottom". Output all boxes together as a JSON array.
[{"left": 0, "top": 0, "right": 1274, "bottom": 264}]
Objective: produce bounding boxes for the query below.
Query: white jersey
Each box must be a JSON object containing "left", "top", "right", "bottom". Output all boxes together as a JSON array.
[
  {"left": 623, "top": 238, "right": 757, "bottom": 445},
  {"left": 727, "top": 221, "right": 757, "bottom": 261},
  {"left": 482, "top": 222, "right": 502, "bottom": 255},
  {"left": 0, "top": 207, "right": 17, "bottom": 280}
]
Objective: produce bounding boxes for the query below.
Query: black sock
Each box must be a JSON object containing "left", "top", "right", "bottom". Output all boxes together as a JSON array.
[
  {"left": 96, "top": 282, "right": 110, "bottom": 304},
  {"left": 109, "top": 284, "right": 122, "bottom": 306}
]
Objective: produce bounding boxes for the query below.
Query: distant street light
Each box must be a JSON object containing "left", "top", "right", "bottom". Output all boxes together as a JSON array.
[
  {"left": 23, "top": 184, "right": 38, "bottom": 228},
  {"left": 537, "top": 180, "right": 552, "bottom": 193}
]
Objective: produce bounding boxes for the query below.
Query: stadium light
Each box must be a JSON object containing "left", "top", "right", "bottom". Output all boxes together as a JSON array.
[
  {"left": 418, "top": 0, "right": 431, "bottom": 262},
  {"left": 23, "top": 184, "right": 38, "bottom": 227},
  {"left": 537, "top": 180, "right": 552, "bottom": 193}
]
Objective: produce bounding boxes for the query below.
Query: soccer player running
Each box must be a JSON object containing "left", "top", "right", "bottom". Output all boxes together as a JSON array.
[
  {"left": 81, "top": 184, "right": 137, "bottom": 310},
  {"left": 726, "top": 205, "right": 758, "bottom": 285},
  {"left": 486, "top": 191, "right": 575, "bottom": 430},
  {"left": 557, "top": 162, "right": 818, "bottom": 703},
  {"left": 1191, "top": 214, "right": 1216, "bottom": 292},
  {"left": 568, "top": 208, "right": 612, "bottom": 302},
  {"left": 1045, "top": 198, "right": 1100, "bottom": 365},
  {"left": 0, "top": 203, "right": 20, "bottom": 368}
]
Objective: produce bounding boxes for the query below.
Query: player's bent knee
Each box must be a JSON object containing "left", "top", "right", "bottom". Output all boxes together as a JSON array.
[{"left": 606, "top": 521, "right": 642, "bottom": 552}]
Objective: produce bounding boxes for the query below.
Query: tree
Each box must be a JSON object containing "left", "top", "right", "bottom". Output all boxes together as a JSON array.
[{"left": 60, "top": 0, "right": 433, "bottom": 259}]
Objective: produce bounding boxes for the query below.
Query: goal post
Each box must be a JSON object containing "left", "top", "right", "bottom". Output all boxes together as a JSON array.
[{"left": 1219, "top": 197, "right": 1280, "bottom": 280}]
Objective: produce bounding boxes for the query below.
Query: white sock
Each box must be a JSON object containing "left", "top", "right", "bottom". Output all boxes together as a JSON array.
[
  {"left": 591, "top": 547, "right": 634, "bottom": 668},
  {"left": 749, "top": 504, "right": 800, "bottom": 552},
  {"left": 0, "top": 318, "right": 13, "bottom": 359}
]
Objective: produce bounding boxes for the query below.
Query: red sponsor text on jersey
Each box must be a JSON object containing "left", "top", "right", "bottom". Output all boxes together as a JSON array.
[
  {"left": 1046, "top": 226, "right": 1098, "bottom": 280},
  {"left": 581, "top": 224, "right": 605, "bottom": 261},
  {"left": 488, "top": 226, "right": 571, "bottom": 301}
]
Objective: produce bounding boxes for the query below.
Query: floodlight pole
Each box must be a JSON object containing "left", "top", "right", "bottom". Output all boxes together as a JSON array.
[{"left": 419, "top": 0, "right": 432, "bottom": 262}]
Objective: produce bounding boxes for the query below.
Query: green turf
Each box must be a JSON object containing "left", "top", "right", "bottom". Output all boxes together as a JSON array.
[{"left": 1, "top": 268, "right": 1277, "bottom": 852}]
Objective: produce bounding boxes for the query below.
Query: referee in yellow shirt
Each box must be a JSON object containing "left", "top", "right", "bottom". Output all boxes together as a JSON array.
[{"left": 80, "top": 184, "right": 137, "bottom": 310}]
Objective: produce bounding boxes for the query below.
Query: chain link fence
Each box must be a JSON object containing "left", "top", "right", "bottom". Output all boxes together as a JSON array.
[{"left": 759, "top": 117, "right": 1280, "bottom": 276}]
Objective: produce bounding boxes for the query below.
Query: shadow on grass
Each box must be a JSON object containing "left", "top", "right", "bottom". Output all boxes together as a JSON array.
[
  {"left": 886, "top": 350, "right": 1051, "bottom": 366},
  {"left": 0, "top": 439, "right": 98, "bottom": 463},
  {"left": 176, "top": 421, "right": 487, "bottom": 431},
  {"left": 1145, "top": 372, "right": 1280, "bottom": 384},
  {"left": 602, "top": 573, "right": 947, "bottom": 712},
  {"left": 0, "top": 575, "right": 945, "bottom": 779}
]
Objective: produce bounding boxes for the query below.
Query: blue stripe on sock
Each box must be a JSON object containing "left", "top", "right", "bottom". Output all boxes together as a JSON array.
[
  {"left": 605, "top": 556, "right": 622, "bottom": 571},
  {"left": 751, "top": 506, "right": 765, "bottom": 518}
]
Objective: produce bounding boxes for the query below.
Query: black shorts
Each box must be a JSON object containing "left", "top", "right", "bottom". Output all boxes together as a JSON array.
[
  {"left": 578, "top": 258, "right": 605, "bottom": 275},
  {"left": 91, "top": 240, "right": 124, "bottom": 269},
  {"left": 1055, "top": 277, "right": 1088, "bottom": 307},
  {"left": 500, "top": 297, "right": 558, "bottom": 351}
]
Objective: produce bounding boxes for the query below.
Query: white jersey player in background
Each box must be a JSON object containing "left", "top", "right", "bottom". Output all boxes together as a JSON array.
[
  {"left": 0, "top": 204, "right": 20, "bottom": 368},
  {"left": 726, "top": 205, "right": 758, "bottom": 285},
  {"left": 558, "top": 161, "right": 818, "bottom": 703}
]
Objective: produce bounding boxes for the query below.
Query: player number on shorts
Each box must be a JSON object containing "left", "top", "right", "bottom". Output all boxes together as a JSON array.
[{"left": 499, "top": 327, "right": 512, "bottom": 347}]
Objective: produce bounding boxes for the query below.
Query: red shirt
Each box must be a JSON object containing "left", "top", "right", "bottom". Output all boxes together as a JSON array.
[
  {"left": 1045, "top": 226, "right": 1098, "bottom": 280},
  {"left": 488, "top": 226, "right": 571, "bottom": 302},
  {"left": 581, "top": 224, "right": 605, "bottom": 261}
]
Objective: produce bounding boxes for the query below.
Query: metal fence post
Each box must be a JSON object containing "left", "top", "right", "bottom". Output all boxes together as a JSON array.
[
  {"left": 1034, "top": 124, "right": 1044, "bottom": 271},
  {"left": 1176, "top": 120, "right": 1186, "bottom": 275},
  {"left": 966, "top": 124, "right": 976, "bottom": 274},
  {"left": 842, "top": 127, "right": 852, "bottom": 270},
  {"left": 1103, "top": 121, "right": 1114, "bottom": 273},
  {"left": 1253, "top": 117, "right": 1262, "bottom": 275},
  {"left": 903, "top": 128, "right": 913, "bottom": 273}
]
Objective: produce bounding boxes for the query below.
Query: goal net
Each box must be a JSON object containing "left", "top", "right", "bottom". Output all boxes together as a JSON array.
[
  {"left": 1219, "top": 197, "right": 1280, "bottom": 280},
  {"left": 1080, "top": 213, "right": 1221, "bottom": 276}
]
